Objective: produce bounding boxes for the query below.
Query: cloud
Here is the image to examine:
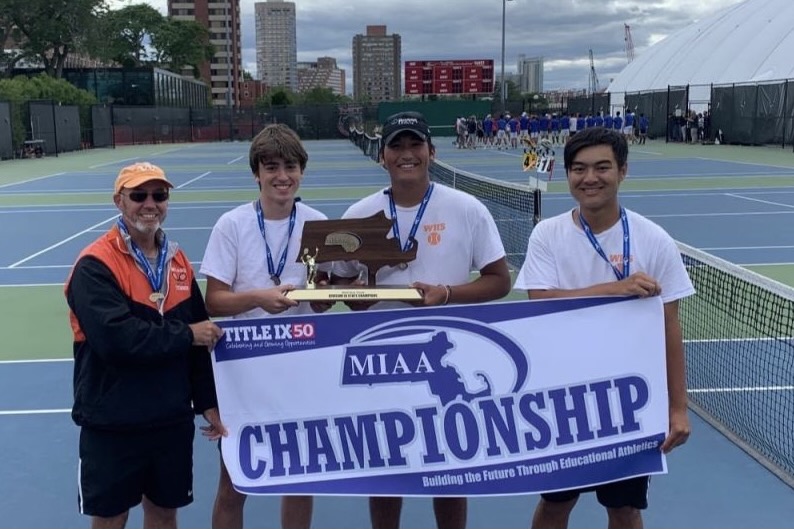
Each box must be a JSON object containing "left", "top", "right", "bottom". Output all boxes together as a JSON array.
[{"left": 109, "top": 0, "right": 744, "bottom": 93}]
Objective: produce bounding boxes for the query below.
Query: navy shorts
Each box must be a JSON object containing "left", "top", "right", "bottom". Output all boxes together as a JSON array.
[
  {"left": 78, "top": 422, "right": 195, "bottom": 517},
  {"left": 541, "top": 476, "right": 650, "bottom": 509}
]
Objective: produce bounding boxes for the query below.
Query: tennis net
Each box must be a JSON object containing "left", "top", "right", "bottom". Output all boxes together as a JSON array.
[
  {"left": 349, "top": 130, "right": 543, "bottom": 270},
  {"left": 678, "top": 242, "right": 794, "bottom": 487},
  {"left": 429, "top": 160, "right": 542, "bottom": 270}
]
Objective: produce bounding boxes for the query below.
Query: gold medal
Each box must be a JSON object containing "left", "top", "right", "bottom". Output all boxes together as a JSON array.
[{"left": 150, "top": 292, "right": 164, "bottom": 303}]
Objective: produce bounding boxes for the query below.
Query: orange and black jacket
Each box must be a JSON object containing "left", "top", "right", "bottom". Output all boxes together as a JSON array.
[{"left": 65, "top": 225, "right": 217, "bottom": 431}]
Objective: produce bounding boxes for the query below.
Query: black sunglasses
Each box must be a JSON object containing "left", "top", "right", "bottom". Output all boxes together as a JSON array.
[{"left": 122, "top": 189, "right": 170, "bottom": 203}]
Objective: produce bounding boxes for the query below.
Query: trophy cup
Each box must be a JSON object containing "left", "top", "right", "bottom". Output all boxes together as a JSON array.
[{"left": 286, "top": 211, "right": 422, "bottom": 302}]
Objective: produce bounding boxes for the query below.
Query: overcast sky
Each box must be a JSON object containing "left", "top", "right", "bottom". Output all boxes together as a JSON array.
[{"left": 113, "top": 0, "right": 745, "bottom": 94}]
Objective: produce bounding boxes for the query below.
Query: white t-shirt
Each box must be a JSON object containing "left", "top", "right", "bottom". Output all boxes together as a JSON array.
[
  {"left": 333, "top": 183, "right": 506, "bottom": 310},
  {"left": 514, "top": 208, "right": 695, "bottom": 303},
  {"left": 200, "top": 200, "right": 328, "bottom": 319}
]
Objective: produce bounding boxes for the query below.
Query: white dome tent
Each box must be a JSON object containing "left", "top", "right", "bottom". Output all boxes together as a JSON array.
[{"left": 606, "top": 0, "right": 794, "bottom": 144}]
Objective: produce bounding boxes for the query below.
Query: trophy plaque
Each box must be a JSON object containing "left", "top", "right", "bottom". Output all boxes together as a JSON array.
[{"left": 286, "top": 211, "right": 422, "bottom": 302}]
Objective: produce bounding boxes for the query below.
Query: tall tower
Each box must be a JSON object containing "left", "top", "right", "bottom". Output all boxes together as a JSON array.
[
  {"left": 168, "top": 0, "right": 243, "bottom": 107},
  {"left": 352, "top": 25, "right": 401, "bottom": 102},
  {"left": 624, "top": 23, "right": 636, "bottom": 63},
  {"left": 255, "top": 0, "right": 298, "bottom": 91},
  {"left": 517, "top": 55, "right": 544, "bottom": 94}
]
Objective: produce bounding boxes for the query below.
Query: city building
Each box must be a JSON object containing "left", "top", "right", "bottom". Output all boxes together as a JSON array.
[
  {"left": 254, "top": 0, "right": 297, "bottom": 91},
  {"left": 517, "top": 55, "right": 544, "bottom": 94},
  {"left": 352, "top": 25, "right": 401, "bottom": 102},
  {"left": 239, "top": 79, "right": 269, "bottom": 108},
  {"left": 168, "top": 0, "right": 243, "bottom": 107},
  {"left": 297, "top": 57, "right": 345, "bottom": 95},
  {"left": 404, "top": 59, "right": 494, "bottom": 96}
]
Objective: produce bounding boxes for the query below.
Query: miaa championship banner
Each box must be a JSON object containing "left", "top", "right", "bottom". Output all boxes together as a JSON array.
[{"left": 212, "top": 296, "right": 669, "bottom": 496}]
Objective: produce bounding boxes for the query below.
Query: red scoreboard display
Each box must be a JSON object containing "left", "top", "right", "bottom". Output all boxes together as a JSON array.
[{"left": 404, "top": 59, "right": 494, "bottom": 96}]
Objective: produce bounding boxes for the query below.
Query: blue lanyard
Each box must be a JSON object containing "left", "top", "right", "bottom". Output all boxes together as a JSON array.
[
  {"left": 255, "top": 199, "right": 297, "bottom": 285},
  {"left": 579, "top": 207, "right": 630, "bottom": 281},
  {"left": 116, "top": 218, "right": 168, "bottom": 295},
  {"left": 386, "top": 183, "right": 434, "bottom": 251}
]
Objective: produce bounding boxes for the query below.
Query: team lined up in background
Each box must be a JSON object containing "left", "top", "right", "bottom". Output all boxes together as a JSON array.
[{"left": 454, "top": 110, "right": 650, "bottom": 150}]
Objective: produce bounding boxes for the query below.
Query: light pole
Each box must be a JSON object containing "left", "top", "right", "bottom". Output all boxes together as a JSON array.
[
  {"left": 500, "top": 0, "right": 514, "bottom": 113},
  {"left": 225, "top": 2, "right": 233, "bottom": 108}
]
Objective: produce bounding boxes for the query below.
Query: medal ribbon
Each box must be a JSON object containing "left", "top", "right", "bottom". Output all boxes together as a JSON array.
[
  {"left": 116, "top": 218, "right": 168, "bottom": 295},
  {"left": 255, "top": 199, "right": 297, "bottom": 284},
  {"left": 386, "top": 183, "right": 434, "bottom": 251},
  {"left": 578, "top": 207, "right": 630, "bottom": 281}
]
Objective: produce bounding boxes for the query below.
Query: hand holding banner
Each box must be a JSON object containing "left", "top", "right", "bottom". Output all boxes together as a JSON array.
[{"left": 213, "top": 296, "right": 670, "bottom": 496}]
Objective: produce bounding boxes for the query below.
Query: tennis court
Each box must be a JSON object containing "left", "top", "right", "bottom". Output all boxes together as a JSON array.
[{"left": 0, "top": 137, "right": 792, "bottom": 527}]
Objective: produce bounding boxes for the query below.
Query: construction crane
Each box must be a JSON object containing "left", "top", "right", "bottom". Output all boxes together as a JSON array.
[
  {"left": 588, "top": 49, "right": 599, "bottom": 95},
  {"left": 624, "top": 23, "right": 635, "bottom": 63}
]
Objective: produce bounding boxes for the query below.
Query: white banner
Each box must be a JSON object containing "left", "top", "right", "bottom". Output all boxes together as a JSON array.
[{"left": 212, "top": 296, "right": 668, "bottom": 496}]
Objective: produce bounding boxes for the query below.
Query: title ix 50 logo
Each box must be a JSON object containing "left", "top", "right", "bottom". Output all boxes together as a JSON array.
[{"left": 223, "top": 322, "right": 315, "bottom": 342}]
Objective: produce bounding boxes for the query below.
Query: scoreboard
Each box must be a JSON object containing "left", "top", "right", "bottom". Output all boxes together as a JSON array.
[{"left": 404, "top": 59, "right": 494, "bottom": 96}]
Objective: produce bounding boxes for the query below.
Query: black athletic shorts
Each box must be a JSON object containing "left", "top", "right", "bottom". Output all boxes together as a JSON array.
[
  {"left": 78, "top": 422, "right": 195, "bottom": 517},
  {"left": 541, "top": 476, "right": 650, "bottom": 509}
]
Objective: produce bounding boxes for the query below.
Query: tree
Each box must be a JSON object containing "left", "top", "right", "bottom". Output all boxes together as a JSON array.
[
  {"left": 149, "top": 18, "right": 214, "bottom": 77},
  {"left": 0, "top": 73, "right": 97, "bottom": 145},
  {"left": 3, "top": 0, "right": 107, "bottom": 78},
  {"left": 89, "top": 3, "right": 163, "bottom": 68},
  {"left": 266, "top": 87, "right": 295, "bottom": 106},
  {"left": 301, "top": 86, "right": 340, "bottom": 104},
  {"left": 0, "top": 10, "right": 23, "bottom": 76}
]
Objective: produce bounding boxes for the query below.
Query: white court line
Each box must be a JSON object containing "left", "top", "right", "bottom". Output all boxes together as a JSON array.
[
  {"left": 0, "top": 279, "right": 208, "bottom": 288},
  {"left": 150, "top": 146, "right": 192, "bottom": 156},
  {"left": 89, "top": 156, "right": 140, "bottom": 169},
  {"left": 701, "top": 245, "right": 794, "bottom": 251},
  {"left": 689, "top": 386, "right": 794, "bottom": 393},
  {"left": 725, "top": 193, "right": 794, "bottom": 209},
  {"left": 0, "top": 358, "right": 71, "bottom": 364},
  {"left": 0, "top": 283, "right": 63, "bottom": 287},
  {"left": 631, "top": 149, "right": 663, "bottom": 155},
  {"left": 176, "top": 171, "right": 212, "bottom": 189},
  {"left": 0, "top": 199, "right": 351, "bottom": 213},
  {"left": 0, "top": 409, "right": 71, "bottom": 416},
  {"left": 695, "top": 156, "right": 794, "bottom": 171},
  {"left": 0, "top": 172, "right": 65, "bottom": 189},
  {"left": 226, "top": 155, "right": 244, "bottom": 165},
  {"left": 0, "top": 260, "right": 202, "bottom": 271},
  {"left": 541, "top": 189, "right": 794, "bottom": 201},
  {"left": 87, "top": 226, "right": 212, "bottom": 232},
  {"left": 8, "top": 214, "right": 118, "bottom": 268},
  {"left": 741, "top": 262, "right": 794, "bottom": 267},
  {"left": 647, "top": 211, "right": 794, "bottom": 218}
]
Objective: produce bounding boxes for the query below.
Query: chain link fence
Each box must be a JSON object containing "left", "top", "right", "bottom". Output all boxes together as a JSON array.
[{"left": 3, "top": 84, "right": 794, "bottom": 158}]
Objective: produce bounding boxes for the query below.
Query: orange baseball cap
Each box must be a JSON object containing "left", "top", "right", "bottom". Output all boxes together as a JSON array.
[{"left": 114, "top": 162, "right": 173, "bottom": 194}]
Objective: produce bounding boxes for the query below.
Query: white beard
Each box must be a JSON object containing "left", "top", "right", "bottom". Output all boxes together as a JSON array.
[{"left": 133, "top": 219, "right": 161, "bottom": 235}]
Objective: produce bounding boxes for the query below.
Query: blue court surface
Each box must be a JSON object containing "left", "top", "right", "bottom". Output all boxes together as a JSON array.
[{"left": 0, "top": 139, "right": 792, "bottom": 527}]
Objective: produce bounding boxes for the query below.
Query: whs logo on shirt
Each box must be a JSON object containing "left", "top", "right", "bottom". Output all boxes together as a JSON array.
[{"left": 423, "top": 222, "right": 445, "bottom": 246}]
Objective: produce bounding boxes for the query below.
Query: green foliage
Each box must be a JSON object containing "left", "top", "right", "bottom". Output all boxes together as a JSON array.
[
  {"left": 150, "top": 18, "right": 214, "bottom": 77},
  {"left": 267, "top": 87, "right": 295, "bottom": 106},
  {"left": 255, "top": 86, "right": 352, "bottom": 109},
  {"left": 301, "top": 86, "right": 340, "bottom": 104},
  {"left": 0, "top": 73, "right": 97, "bottom": 145},
  {"left": 89, "top": 3, "right": 164, "bottom": 67},
  {"left": 2, "top": 0, "right": 107, "bottom": 78}
]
